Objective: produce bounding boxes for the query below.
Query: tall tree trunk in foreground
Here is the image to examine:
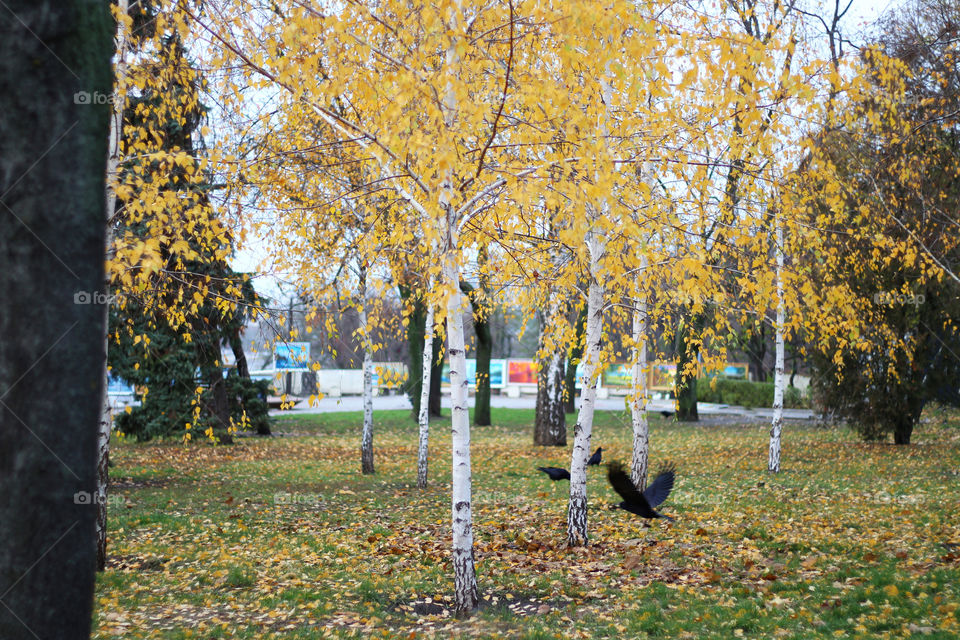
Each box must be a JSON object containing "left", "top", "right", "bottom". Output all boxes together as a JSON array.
[
  {"left": 534, "top": 305, "right": 566, "bottom": 446},
  {"left": 359, "top": 265, "right": 375, "bottom": 474},
  {"left": 416, "top": 295, "right": 435, "bottom": 488},
  {"left": 563, "top": 305, "right": 587, "bottom": 414},
  {"left": 96, "top": 0, "right": 130, "bottom": 571},
  {"left": 630, "top": 255, "right": 650, "bottom": 490},
  {"left": 769, "top": 219, "right": 786, "bottom": 472},
  {"left": 567, "top": 233, "right": 605, "bottom": 547},
  {"left": 0, "top": 1, "right": 112, "bottom": 636}
]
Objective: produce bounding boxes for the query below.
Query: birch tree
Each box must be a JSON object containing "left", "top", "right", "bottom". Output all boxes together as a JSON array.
[
  {"left": 630, "top": 254, "right": 651, "bottom": 489},
  {"left": 416, "top": 294, "right": 436, "bottom": 488},
  {"left": 199, "top": 0, "right": 573, "bottom": 613},
  {"left": 768, "top": 215, "right": 786, "bottom": 472},
  {"left": 548, "top": 1, "right": 664, "bottom": 547},
  {"left": 98, "top": 0, "right": 131, "bottom": 572},
  {"left": 566, "top": 231, "right": 606, "bottom": 545}
]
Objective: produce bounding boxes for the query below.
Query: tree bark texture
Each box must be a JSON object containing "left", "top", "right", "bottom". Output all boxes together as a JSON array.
[{"left": 0, "top": 1, "right": 112, "bottom": 636}]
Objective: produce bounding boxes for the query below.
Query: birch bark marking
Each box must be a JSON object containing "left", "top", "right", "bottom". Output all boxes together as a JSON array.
[
  {"left": 769, "top": 216, "right": 786, "bottom": 472},
  {"left": 534, "top": 297, "right": 567, "bottom": 446},
  {"left": 567, "top": 58, "right": 614, "bottom": 547},
  {"left": 359, "top": 263, "right": 375, "bottom": 474},
  {"left": 416, "top": 289, "right": 435, "bottom": 488},
  {"left": 566, "top": 232, "right": 605, "bottom": 547},
  {"left": 445, "top": 245, "right": 478, "bottom": 613},
  {"left": 441, "top": 0, "right": 478, "bottom": 614},
  {"left": 630, "top": 252, "right": 650, "bottom": 490},
  {"left": 97, "top": 0, "right": 129, "bottom": 571}
]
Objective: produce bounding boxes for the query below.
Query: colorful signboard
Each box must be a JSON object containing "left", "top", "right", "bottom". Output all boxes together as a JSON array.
[
  {"left": 439, "top": 359, "right": 507, "bottom": 388},
  {"left": 650, "top": 362, "right": 677, "bottom": 390},
  {"left": 274, "top": 342, "right": 311, "bottom": 370},
  {"left": 601, "top": 363, "right": 633, "bottom": 387},
  {"left": 106, "top": 375, "right": 135, "bottom": 395},
  {"left": 721, "top": 363, "right": 749, "bottom": 379},
  {"left": 488, "top": 360, "right": 506, "bottom": 388},
  {"left": 507, "top": 359, "right": 537, "bottom": 385}
]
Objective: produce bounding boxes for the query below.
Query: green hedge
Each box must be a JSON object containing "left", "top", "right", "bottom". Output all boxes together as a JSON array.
[{"left": 696, "top": 378, "right": 808, "bottom": 409}]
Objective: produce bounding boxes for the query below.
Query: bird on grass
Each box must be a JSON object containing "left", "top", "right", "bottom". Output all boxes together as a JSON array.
[
  {"left": 659, "top": 410, "right": 674, "bottom": 418},
  {"left": 537, "top": 466, "right": 570, "bottom": 481},
  {"left": 587, "top": 447, "right": 604, "bottom": 466},
  {"left": 607, "top": 460, "right": 676, "bottom": 522}
]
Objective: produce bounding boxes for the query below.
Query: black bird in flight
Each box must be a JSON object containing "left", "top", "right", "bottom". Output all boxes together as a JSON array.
[
  {"left": 607, "top": 460, "right": 676, "bottom": 521},
  {"left": 587, "top": 446, "right": 603, "bottom": 466},
  {"left": 537, "top": 466, "right": 570, "bottom": 481}
]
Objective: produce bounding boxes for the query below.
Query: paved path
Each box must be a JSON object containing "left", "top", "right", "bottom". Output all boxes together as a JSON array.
[{"left": 270, "top": 393, "right": 814, "bottom": 421}]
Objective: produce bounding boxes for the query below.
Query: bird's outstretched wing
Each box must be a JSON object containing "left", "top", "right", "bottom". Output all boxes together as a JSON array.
[
  {"left": 643, "top": 462, "right": 676, "bottom": 508},
  {"left": 606, "top": 460, "right": 646, "bottom": 504}
]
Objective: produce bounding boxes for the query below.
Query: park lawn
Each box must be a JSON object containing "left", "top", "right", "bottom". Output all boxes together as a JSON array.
[{"left": 93, "top": 407, "right": 960, "bottom": 639}]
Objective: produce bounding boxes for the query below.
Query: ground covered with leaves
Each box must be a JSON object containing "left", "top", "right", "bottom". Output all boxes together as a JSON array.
[{"left": 94, "top": 407, "right": 960, "bottom": 639}]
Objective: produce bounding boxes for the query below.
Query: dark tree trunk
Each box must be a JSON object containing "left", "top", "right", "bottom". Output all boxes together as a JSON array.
[
  {"left": 429, "top": 326, "right": 444, "bottom": 417},
  {"left": 461, "top": 280, "right": 491, "bottom": 426},
  {"left": 893, "top": 398, "right": 924, "bottom": 445},
  {"left": 206, "top": 368, "right": 233, "bottom": 444},
  {"left": 400, "top": 283, "right": 426, "bottom": 418},
  {"left": 474, "top": 316, "right": 492, "bottom": 426},
  {"left": 747, "top": 322, "right": 767, "bottom": 382},
  {"left": 0, "top": 2, "right": 112, "bottom": 637},
  {"left": 230, "top": 329, "right": 250, "bottom": 379},
  {"left": 893, "top": 423, "right": 912, "bottom": 445},
  {"left": 564, "top": 306, "right": 587, "bottom": 414},
  {"left": 675, "top": 317, "right": 699, "bottom": 422},
  {"left": 534, "top": 351, "right": 566, "bottom": 445},
  {"left": 400, "top": 284, "right": 443, "bottom": 418}
]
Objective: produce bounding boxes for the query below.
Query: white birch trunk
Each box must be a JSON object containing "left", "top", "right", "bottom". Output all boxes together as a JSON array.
[
  {"left": 416, "top": 296, "right": 435, "bottom": 489},
  {"left": 566, "top": 232, "right": 605, "bottom": 547},
  {"left": 441, "top": 1, "right": 477, "bottom": 613},
  {"left": 630, "top": 256, "right": 650, "bottom": 490},
  {"left": 359, "top": 265, "right": 375, "bottom": 474},
  {"left": 768, "top": 218, "right": 785, "bottom": 473},
  {"left": 445, "top": 245, "right": 478, "bottom": 612},
  {"left": 566, "top": 62, "right": 614, "bottom": 545},
  {"left": 97, "top": 0, "right": 129, "bottom": 571}
]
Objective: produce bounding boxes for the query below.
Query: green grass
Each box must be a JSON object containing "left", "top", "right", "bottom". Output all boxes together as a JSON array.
[{"left": 94, "top": 407, "right": 960, "bottom": 638}]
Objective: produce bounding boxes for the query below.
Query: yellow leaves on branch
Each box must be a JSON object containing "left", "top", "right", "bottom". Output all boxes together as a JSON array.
[{"left": 144, "top": 0, "right": 955, "bottom": 377}]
